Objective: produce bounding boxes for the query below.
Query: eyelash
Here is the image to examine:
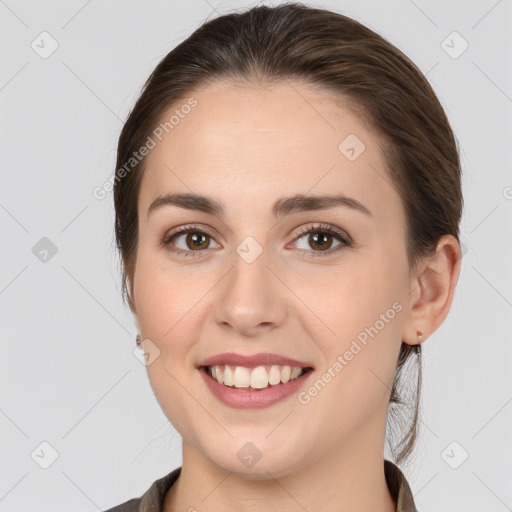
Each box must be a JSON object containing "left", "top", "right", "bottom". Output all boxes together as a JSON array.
[{"left": 160, "top": 223, "right": 353, "bottom": 259}]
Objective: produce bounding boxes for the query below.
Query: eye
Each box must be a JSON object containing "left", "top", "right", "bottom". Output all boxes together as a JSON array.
[
  {"left": 161, "top": 225, "right": 220, "bottom": 258},
  {"left": 289, "top": 223, "right": 352, "bottom": 256},
  {"left": 161, "top": 222, "right": 353, "bottom": 259}
]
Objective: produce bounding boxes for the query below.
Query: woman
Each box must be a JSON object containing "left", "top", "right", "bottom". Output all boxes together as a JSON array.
[{"left": 105, "top": 2, "right": 462, "bottom": 511}]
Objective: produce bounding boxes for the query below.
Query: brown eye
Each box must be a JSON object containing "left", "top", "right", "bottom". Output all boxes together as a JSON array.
[
  {"left": 294, "top": 229, "right": 347, "bottom": 253},
  {"left": 184, "top": 232, "right": 210, "bottom": 250},
  {"left": 289, "top": 223, "right": 352, "bottom": 257},
  {"left": 307, "top": 232, "right": 334, "bottom": 251},
  {"left": 162, "top": 227, "right": 221, "bottom": 257}
]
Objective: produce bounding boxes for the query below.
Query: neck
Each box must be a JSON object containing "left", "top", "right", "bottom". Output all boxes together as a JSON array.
[{"left": 163, "top": 428, "right": 396, "bottom": 512}]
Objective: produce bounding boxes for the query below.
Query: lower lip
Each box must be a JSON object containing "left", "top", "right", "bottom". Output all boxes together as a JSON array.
[{"left": 199, "top": 367, "right": 314, "bottom": 409}]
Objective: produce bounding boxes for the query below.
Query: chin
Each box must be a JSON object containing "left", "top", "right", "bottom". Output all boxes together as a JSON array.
[{"left": 202, "top": 438, "right": 303, "bottom": 479}]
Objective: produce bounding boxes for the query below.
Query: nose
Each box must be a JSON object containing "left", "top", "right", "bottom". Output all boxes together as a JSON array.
[{"left": 212, "top": 247, "right": 287, "bottom": 337}]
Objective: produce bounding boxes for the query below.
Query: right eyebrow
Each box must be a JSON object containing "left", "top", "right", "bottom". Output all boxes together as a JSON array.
[{"left": 147, "top": 193, "right": 225, "bottom": 218}]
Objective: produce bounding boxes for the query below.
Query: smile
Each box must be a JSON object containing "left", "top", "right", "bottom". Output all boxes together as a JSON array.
[
  {"left": 204, "top": 364, "right": 311, "bottom": 390},
  {"left": 199, "top": 365, "right": 314, "bottom": 409}
]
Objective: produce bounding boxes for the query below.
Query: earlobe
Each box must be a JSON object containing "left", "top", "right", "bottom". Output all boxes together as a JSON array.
[{"left": 402, "top": 234, "right": 462, "bottom": 346}]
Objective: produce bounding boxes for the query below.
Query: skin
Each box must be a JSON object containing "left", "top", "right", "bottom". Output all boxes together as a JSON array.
[{"left": 130, "top": 79, "right": 461, "bottom": 512}]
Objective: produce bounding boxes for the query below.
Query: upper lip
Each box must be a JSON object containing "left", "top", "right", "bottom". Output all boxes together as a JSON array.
[{"left": 197, "top": 352, "right": 314, "bottom": 369}]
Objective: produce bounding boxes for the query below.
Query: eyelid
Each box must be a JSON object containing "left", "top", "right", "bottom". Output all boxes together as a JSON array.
[
  {"left": 162, "top": 223, "right": 218, "bottom": 242},
  {"left": 291, "top": 222, "right": 351, "bottom": 244}
]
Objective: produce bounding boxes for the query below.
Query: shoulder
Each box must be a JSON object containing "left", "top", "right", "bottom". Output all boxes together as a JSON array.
[{"left": 102, "top": 467, "right": 182, "bottom": 512}]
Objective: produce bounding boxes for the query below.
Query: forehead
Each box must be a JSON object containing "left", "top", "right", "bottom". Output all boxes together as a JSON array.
[{"left": 139, "top": 79, "right": 402, "bottom": 225}]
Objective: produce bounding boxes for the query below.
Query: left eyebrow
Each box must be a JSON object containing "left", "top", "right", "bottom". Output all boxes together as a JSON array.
[
  {"left": 147, "top": 192, "right": 372, "bottom": 219},
  {"left": 272, "top": 193, "right": 372, "bottom": 219}
]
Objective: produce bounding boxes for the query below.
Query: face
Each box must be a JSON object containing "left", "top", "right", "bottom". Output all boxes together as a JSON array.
[{"left": 132, "top": 79, "right": 415, "bottom": 478}]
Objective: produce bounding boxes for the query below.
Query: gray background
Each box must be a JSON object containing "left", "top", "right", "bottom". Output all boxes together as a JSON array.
[{"left": 1, "top": 0, "right": 511, "bottom": 510}]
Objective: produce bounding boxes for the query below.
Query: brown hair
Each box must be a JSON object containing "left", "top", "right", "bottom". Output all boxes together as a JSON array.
[{"left": 113, "top": 2, "right": 463, "bottom": 466}]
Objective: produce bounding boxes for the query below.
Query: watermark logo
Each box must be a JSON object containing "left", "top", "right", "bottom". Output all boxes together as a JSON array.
[
  {"left": 441, "top": 441, "right": 469, "bottom": 469},
  {"left": 338, "top": 133, "right": 366, "bottom": 161},
  {"left": 133, "top": 338, "right": 161, "bottom": 366},
  {"left": 441, "top": 31, "right": 469, "bottom": 59},
  {"left": 31, "top": 441, "right": 59, "bottom": 469},
  {"left": 237, "top": 442, "right": 263, "bottom": 468},
  {"left": 236, "top": 236, "right": 263, "bottom": 264},
  {"left": 31, "top": 31, "right": 59, "bottom": 59},
  {"left": 32, "top": 237, "right": 58, "bottom": 263}
]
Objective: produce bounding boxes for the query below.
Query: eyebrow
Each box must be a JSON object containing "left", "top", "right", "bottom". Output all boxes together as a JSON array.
[{"left": 147, "top": 192, "right": 372, "bottom": 219}]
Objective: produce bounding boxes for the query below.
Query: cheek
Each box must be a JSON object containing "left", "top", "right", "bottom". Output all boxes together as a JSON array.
[
  {"left": 133, "top": 253, "right": 224, "bottom": 408},
  {"left": 133, "top": 256, "right": 215, "bottom": 433},
  {"left": 133, "top": 249, "right": 214, "bottom": 339},
  {"left": 290, "top": 257, "right": 401, "bottom": 339},
  {"left": 291, "top": 257, "right": 405, "bottom": 408}
]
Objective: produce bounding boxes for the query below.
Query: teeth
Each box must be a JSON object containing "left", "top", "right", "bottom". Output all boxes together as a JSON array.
[
  {"left": 234, "top": 366, "right": 251, "bottom": 387},
  {"left": 250, "top": 366, "right": 268, "bottom": 389},
  {"left": 281, "top": 365, "right": 291, "bottom": 383},
  {"left": 206, "top": 364, "right": 307, "bottom": 390},
  {"left": 291, "top": 367, "right": 303, "bottom": 380},
  {"left": 223, "top": 365, "right": 234, "bottom": 386},
  {"left": 268, "top": 365, "right": 281, "bottom": 385},
  {"left": 214, "top": 365, "right": 224, "bottom": 384}
]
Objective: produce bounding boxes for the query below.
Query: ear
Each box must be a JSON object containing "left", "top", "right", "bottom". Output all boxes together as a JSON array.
[{"left": 402, "top": 234, "right": 462, "bottom": 345}]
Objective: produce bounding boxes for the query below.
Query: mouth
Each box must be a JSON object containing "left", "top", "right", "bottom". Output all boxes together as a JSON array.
[{"left": 199, "top": 364, "right": 314, "bottom": 391}]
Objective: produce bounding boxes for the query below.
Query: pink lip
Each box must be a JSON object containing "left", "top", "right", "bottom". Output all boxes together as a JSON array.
[
  {"left": 198, "top": 366, "right": 314, "bottom": 409},
  {"left": 197, "top": 352, "right": 314, "bottom": 369}
]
